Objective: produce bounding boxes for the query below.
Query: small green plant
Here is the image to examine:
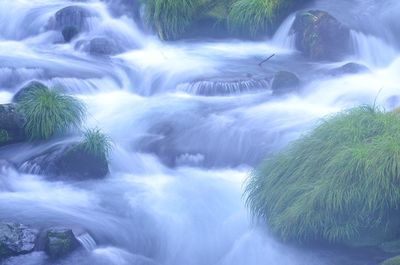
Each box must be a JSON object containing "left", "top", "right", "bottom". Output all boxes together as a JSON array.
[
  {"left": 0, "top": 129, "right": 10, "bottom": 143},
  {"left": 246, "top": 106, "right": 400, "bottom": 244},
  {"left": 17, "top": 87, "right": 86, "bottom": 140},
  {"left": 381, "top": 256, "right": 400, "bottom": 265},
  {"left": 79, "top": 128, "right": 112, "bottom": 160}
]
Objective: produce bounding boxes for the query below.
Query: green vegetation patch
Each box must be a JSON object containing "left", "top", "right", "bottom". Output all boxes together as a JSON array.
[
  {"left": 17, "top": 86, "right": 86, "bottom": 140},
  {"left": 0, "top": 130, "right": 10, "bottom": 144},
  {"left": 79, "top": 128, "right": 112, "bottom": 160},
  {"left": 246, "top": 106, "right": 400, "bottom": 244},
  {"left": 381, "top": 256, "right": 400, "bottom": 265},
  {"left": 144, "top": 0, "right": 205, "bottom": 40}
]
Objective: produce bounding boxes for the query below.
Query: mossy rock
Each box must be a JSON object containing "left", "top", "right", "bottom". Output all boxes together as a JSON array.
[
  {"left": 381, "top": 256, "right": 400, "bottom": 265},
  {"left": 292, "top": 10, "right": 350, "bottom": 60},
  {"left": 20, "top": 143, "right": 109, "bottom": 180},
  {"left": 0, "top": 104, "right": 25, "bottom": 146},
  {"left": 45, "top": 227, "right": 79, "bottom": 259}
]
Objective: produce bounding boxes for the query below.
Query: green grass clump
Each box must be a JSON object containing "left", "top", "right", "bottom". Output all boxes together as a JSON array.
[
  {"left": 228, "top": 0, "right": 311, "bottom": 37},
  {"left": 246, "top": 106, "right": 400, "bottom": 243},
  {"left": 381, "top": 256, "right": 400, "bottom": 265},
  {"left": 79, "top": 128, "right": 112, "bottom": 160},
  {"left": 17, "top": 87, "right": 85, "bottom": 140},
  {"left": 144, "top": 0, "right": 205, "bottom": 40}
]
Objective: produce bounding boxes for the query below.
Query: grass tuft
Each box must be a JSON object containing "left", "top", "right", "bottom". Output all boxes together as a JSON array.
[
  {"left": 144, "top": 0, "right": 204, "bottom": 40},
  {"left": 79, "top": 128, "right": 112, "bottom": 160},
  {"left": 246, "top": 106, "right": 400, "bottom": 243},
  {"left": 17, "top": 86, "right": 86, "bottom": 140},
  {"left": 227, "top": 0, "right": 301, "bottom": 37}
]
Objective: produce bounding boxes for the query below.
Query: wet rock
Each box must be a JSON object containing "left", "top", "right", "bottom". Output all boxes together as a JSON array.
[
  {"left": 20, "top": 143, "right": 109, "bottom": 180},
  {"left": 0, "top": 223, "right": 38, "bottom": 260},
  {"left": 0, "top": 104, "right": 25, "bottom": 146},
  {"left": 329, "top": 62, "right": 370, "bottom": 76},
  {"left": 178, "top": 78, "right": 269, "bottom": 96},
  {"left": 89, "top": 37, "right": 120, "bottom": 56},
  {"left": 271, "top": 71, "right": 300, "bottom": 95},
  {"left": 50, "top": 6, "right": 93, "bottom": 42},
  {"left": 54, "top": 6, "right": 92, "bottom": 31},
  {"left": 12, "top": 81, "right": 47, "bottom": 103},
  {"left": 62, "top": 26, "right": 80, "bottom": 42},
  {"left": 44, "top": 227, "right": 79, "bottom": 259},
  {"left": 292, "top": 10, "right": 351, "bottom": 61}
]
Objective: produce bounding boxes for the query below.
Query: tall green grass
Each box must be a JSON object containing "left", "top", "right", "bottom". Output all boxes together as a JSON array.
[
  {"left": 246, "top": 106, "right": 400, "bottom": 243},
  {"left": 144, "top": 0, "right": 205, "bottom": 40},
  {"left": 227, "top": 0, "right": 300, "bottom": 37},
  {"left": 17, "top": 87, "right": 85, "bottom": 140}
]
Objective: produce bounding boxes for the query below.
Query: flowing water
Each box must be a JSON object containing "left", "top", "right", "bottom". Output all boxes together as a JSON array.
[{"left": 0, "top": 0, "right": 399, "bottom": 264}]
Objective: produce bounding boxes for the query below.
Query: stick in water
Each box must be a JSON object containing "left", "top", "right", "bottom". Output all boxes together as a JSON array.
[{"left": 258, "top": 54, "right": 275, "bottom": 66}]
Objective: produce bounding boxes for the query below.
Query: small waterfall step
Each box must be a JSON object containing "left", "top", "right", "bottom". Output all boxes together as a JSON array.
[{"left": 76, "top": 232, "right": 97, "bottom": 251}]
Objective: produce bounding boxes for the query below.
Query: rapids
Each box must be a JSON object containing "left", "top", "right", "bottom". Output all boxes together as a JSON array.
[{"left": 0, "top": 0, "right": 399, "bottom": 264}]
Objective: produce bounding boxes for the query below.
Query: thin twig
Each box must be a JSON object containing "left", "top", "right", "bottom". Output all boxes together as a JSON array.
[{"left": 258, "top": 54, "right": 275, "bottom": 66}]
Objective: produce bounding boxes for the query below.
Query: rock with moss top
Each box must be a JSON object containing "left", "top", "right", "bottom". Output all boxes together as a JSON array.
[
  {"left": 44, "top": 227, "right": 79, "bottom": 259},
  {"left": 20, "top": 143, "right": 109, "bottom": 180},
  {"left": 0, "top": 104, "right": 25, "bottom": 146},
  {"left": 12, "top": 81, "right": 47, "bottom": 103},
  {"left": 271, "top": 71, "right": 300, "bottom": 95},
  {"left": 292, "top": 10, "right": 351, "bottom": 61},
  {"left": 0, "top": 223, "right": 38, "bottom": 260},
  {"left": 381, "top": 256, "right": 400, "bottom": 265}
]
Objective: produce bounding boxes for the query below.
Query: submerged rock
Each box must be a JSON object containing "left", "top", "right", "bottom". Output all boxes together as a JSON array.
[
  {"left": 0, "top": 104, "right": 25, "bottom": 146},
  {"left": 89, "top": 37, "right": 120, "bottom": 56},
  {"left": 0, "top": 223, "right": 38, "bottom": 260},
  {"left": 292, "top": 10, "right": 351, "bottom": 61},
  {"left": 329, "top": 62, "right": 370, "bottom": 76},
  {"left": 20, "top": 143, "right": 109, "bottom": 180},
  {"left": 44, "top": 227, "right": 79, "bottom": 259},
  {"left": 271, "top": 71, "right": 300, "bottom": 95}
]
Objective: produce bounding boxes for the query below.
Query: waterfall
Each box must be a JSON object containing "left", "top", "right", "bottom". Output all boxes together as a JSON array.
[
  {"left": 350, "top": 30, "right": 398, "bottom": 67},
  {"left": 76, "top": 232, "right": 97, "bottom": 251},
  {"left": 272, "top": 14, "right": 296, "bottom": 50}
]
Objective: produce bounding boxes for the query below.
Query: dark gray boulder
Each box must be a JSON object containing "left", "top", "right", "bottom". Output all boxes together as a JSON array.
[
  {"left": 0, "top": 223, "right": 38, "bottom": 260},
  {"left": 89, "top": 37, "right": 120, "bottom": 56},
  {"left": 12, "top": 81, "right": 47, "bottom": 103},
  {"left": 292, "top": 10, "right": 351, "bottom": 61},
  {"left": 271, "top": 71, "right": 300, "bottom": 95},
  {"left": 51, "top": 6, "right": 93, "bottom": 42},
  {"left": 54, "top": 6, "right": 92, "bottom": 31},
  {"left": 44, "top": 227, "right": 79, "bottom": 259},
  {"left": 62, "top": 26, "right": 80, "bottom": 42},
  {"left": 0, "top": 104, "right": 25, "bottom": 146},
  {"left": 20, "top": 143, "right": 109, "bottom": 180}
]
